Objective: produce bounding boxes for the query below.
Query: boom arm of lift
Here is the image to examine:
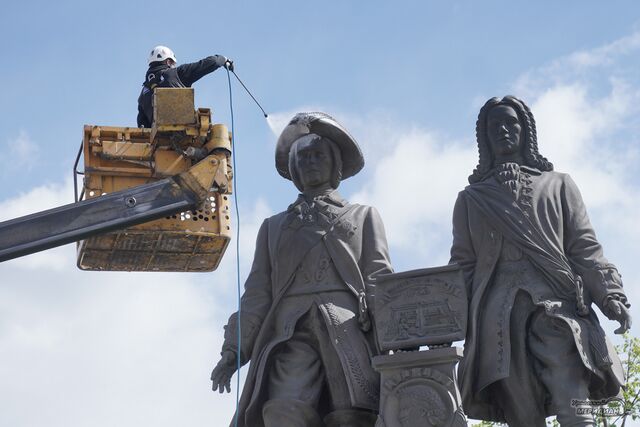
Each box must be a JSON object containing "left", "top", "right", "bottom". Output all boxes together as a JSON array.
[{"left": 0, "top": 151, "right": 230, "bottom": 263}]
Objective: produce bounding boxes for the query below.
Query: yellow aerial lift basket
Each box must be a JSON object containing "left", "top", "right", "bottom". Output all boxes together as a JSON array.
[{"left": 76, "top": 88, "right": 233, "bottom": 272}]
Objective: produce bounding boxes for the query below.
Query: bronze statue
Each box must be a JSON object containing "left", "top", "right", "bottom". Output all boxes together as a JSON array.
[
  {"left": 211, "top": 112, "right": 392, "bottom": 427},
  {"left": 450, "top": 96, "right": 632, "bottom": 426}
]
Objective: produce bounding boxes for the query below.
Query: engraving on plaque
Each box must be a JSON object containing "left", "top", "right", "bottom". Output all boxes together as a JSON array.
[
  {"left": 384, "top": 299, "right": 462, "bottom": 342},
  {"left": 379, "top": 368, "right": 457, "bottom": 427},
  {"left": 374, "top": 265, "right": 467, "bottom": 351}
]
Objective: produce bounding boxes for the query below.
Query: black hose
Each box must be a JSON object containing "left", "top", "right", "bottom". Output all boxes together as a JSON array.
[
  {"left": 231, "top": 70, "right": 268, "bottom": 118},
  {"left": 73, "top": 140, "right": 84, "bottom": 202}
]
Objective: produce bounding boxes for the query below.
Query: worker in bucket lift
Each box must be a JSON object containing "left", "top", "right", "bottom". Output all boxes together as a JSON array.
[{"left": 137, "top": 45, "right": 233, "bottom": 128}]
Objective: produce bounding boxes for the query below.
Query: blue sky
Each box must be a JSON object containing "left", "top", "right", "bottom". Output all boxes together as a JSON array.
[{"left": 2, "top": 2, "right": 640, "bottom": 426}]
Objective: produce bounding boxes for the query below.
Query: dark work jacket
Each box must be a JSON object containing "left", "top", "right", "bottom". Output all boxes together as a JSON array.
[
  {"left": 136, "top": 55, "right": 224, "bottom": 128},
  {"left": 450, "top": 168, "right": 626, "bottom": 422}
]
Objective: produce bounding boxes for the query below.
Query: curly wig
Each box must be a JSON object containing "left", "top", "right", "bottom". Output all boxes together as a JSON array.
[{"left": 469, "top": 95, "right": 553, "bottom": 184}]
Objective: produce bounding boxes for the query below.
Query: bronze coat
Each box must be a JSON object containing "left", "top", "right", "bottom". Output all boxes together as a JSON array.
[
  {"left": 222, "top": 195, "right": 392, "bottom": 427},
  {"left": 450, "top": 168, "right": 626, "bottom": 421}
]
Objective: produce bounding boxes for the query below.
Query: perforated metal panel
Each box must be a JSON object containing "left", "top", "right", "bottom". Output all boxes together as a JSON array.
[{"left": 77, "top": 191, "right": 231, "bottom": 271}]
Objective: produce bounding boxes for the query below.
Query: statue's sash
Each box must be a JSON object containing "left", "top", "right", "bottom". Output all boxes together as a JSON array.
[{"left": 464, "top": 182, "right": 584, "bottom": 308}]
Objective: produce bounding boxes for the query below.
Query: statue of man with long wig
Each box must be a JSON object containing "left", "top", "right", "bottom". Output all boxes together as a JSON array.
[{"left": 450, "top": 96, "right": 631, "bottom": 426}]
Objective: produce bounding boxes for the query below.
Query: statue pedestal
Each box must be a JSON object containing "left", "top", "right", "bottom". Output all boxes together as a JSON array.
[{"left": 372, "top": 347, "right": 467, "bottom": 427}]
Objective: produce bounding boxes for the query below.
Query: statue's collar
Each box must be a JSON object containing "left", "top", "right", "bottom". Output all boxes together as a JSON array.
[
  {"left": 479, "top": 163, "right": 542, "bottom": 181},
  {"left": 287, "top": 190, "right": 347, "bottom": 212}
]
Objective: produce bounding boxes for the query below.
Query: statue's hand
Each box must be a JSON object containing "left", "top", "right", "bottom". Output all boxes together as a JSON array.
[
  {"left": 604, "top": 299, "right": 632, "bottom": 334},
  {"left": 211, "top": 350, "right": 237, "bottom": 393}
]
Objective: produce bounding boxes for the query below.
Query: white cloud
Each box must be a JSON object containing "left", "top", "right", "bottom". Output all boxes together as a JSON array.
[
  {"left": 513, "top": 30, "right": 640, "bottom": 100},
  {"left": 0, "top": 177, "right": 272, "bottom": 426},
  {"left": 351, "top": 129, "right": 475, "bottom": 265},
  {"left": 1, "top": 131, "right": 40, "bottom": 173},
  {"left": 4, "top": 29, "right": 640, "bottom": 427},
  {"left": 349, "top": 32, "right": 640, "bottom": 339},
  {"left": 561, "top": 31, "right": 640, "bottom": 69},
  {"left": 0, "top": 177, "right": 74, "bottom": 222},
  {"left": 0, "top": 178, "right": 76, "bottom": 271},
  {"left": 529, "top": 81, "right": 639, "bottom": 209},
  {"left": 0, "top": 270, "right": 235, "bottom": 427}
]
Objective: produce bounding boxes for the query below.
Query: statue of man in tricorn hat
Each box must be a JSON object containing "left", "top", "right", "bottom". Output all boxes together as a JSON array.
[
  {"left": 450, "top": 96, "right": 632, "bottom": 426},
  {"left": 211, "top": 112, "right": 393, "bottom": 427}
]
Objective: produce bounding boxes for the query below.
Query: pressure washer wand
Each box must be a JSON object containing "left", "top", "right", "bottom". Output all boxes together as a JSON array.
[{"left": 230, "top": 69, "right": 268, "bottom": 118}]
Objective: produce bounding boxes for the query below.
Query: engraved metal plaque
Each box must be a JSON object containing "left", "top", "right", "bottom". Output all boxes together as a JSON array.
[{"left": 374, "top": 264, "right": 467, "bottom": 351}]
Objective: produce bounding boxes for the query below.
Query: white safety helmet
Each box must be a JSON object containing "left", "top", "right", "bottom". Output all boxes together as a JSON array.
[{"left": 148, "top": 45, "right": 177, "bottom": 65}]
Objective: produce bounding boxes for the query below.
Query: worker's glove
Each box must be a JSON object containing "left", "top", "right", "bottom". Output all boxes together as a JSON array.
[
  {"left": 213, "top": 55, "right": 228, "bottom": 68},
  {"left": 210, "top": 350, "right": 237, "bottom": 393},
  {"left": 224, "top": 59, "right": 234, "bottom": 72}
]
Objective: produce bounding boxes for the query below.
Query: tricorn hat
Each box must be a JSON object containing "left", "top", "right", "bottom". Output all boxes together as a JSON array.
[{"left": 275, "top": 112, "right": 364, "bottom": 180}]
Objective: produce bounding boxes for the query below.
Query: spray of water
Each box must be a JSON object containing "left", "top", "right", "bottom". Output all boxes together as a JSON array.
[
  {"left": 265, "top": 113, "right": 292, "bottom": 139},
  {"left": 265, "top": 115, "right": 279, "bottom": 137},
  {"left": 265, "top": 107, "right": 323, "bottom": 139}
]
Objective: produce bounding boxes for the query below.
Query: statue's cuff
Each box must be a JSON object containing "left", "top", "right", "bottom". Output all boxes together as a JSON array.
[
  {"left": 604, "top": 293, "right": 630, "bottom": 309},
  {"left": 221, "top": 312, "right": 262, "bottom": 364}
]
